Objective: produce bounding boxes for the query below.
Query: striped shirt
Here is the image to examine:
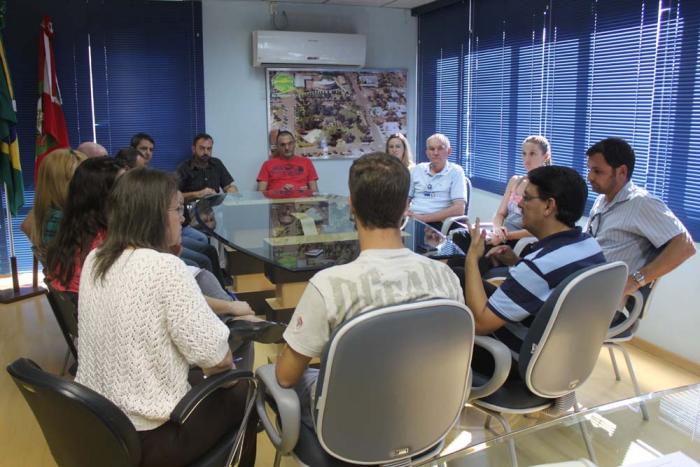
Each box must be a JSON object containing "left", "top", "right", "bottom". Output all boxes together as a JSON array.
[
  {"left": 585, "top": 181, "right": 688, "bottom": 274},
  {"left": 487, "top": 228, "right": 605, "bottom": 352}
]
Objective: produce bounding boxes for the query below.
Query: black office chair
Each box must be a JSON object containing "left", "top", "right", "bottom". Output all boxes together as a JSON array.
[
  {"left": 470, "top": 261, "right": 628, "bottom": 466},
  {"left": 7, "top": 358, "right": 257, "bottom": 467},
  {"left": 44, "top": 284, "right": 79, "bottom": 374},
  {"left": 255, "top": 299, "right": 499, "bottom": 467}
]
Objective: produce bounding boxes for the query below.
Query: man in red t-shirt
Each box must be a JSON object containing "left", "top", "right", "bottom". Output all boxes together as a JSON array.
[{"left": 257, "top": 131, "right": 319, "bottom": 192}]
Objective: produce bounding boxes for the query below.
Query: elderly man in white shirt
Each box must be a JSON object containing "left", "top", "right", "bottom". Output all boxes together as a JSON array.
[{"left": 407, "top": 133, "right": 467, "bottom": 226}]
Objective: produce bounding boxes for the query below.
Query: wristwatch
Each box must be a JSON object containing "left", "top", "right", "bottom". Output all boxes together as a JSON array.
[{"left": 631, "top": 270, "right": 646, "bottom": 287}]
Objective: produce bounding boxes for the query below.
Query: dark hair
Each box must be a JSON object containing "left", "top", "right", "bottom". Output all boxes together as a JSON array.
[
  {"left": 92, "top": 169, "right": 178, "bottom": 282},
  {"left": 46, "top": 157, "right": 123, "bottom": 287},
  {"left": 129, "top": 132, "right": 154, "bottom": 148},
  {"left": 114, "top": 147, "right": 143, "bottom": 169},
  {"left": 527, "top": 165, "right": 588, "bottom": 228},
  {"left": 192, "top": 133, "right": 213, "bottom": 146},
  {"left": 276, "top": 130, "right": 295, "bottom": 144},
  {"left": 586, "top": 137, "right": 635, "bottom": 180},
  {"left": 349, "top": 152, "right": 410, "bottom": 229}
]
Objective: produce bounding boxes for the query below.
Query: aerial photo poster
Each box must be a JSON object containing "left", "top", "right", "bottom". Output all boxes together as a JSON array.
[{"left": 267, "top": 68, "right": 408, "bottom": 159}]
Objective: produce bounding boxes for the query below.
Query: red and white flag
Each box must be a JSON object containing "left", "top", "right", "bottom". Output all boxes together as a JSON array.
[{"left": 35, "top": 15, "right": 69, "bottom": 181}]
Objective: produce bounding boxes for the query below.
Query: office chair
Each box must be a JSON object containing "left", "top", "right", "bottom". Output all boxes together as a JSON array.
[
  {"left": 44, "top": 284, "right": 79, "bottom": 375},
  {"left": 440, "top": 175, "right": 472, "bottom": 236},
  {"left": 7, "top": 358, "right": 257, "bottom": 467},
  {"left": 603, "top": 280, "right": 658, "bottom": 421},
  {"left": 255, "top": 299, "right": 509, "bottom": 467},
  {"left": 470, "top": 261, "right": 628, "bottom": 466}
]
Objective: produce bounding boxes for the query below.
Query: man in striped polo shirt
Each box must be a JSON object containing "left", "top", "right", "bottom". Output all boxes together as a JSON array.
[
  {"left": 585, "top": 138, "right": 695, "bottom": 297},
  {"left": 463, "top": 166, "right": 606, "bottom": 352}
]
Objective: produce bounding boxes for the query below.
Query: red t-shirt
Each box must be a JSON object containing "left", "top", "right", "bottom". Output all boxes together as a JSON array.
[
  {"left": 49, "top": 230, "right": 107, "bottom": 293},
  {"left": 257, "top": 155, "right": 319, "bottom": 191}
]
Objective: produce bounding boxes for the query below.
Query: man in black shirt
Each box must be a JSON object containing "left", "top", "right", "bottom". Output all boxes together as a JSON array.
[{"left": 176, "top": 133, "right": 238, "bottom": 202}]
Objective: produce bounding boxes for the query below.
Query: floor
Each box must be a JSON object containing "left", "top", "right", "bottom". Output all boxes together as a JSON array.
[{"left": 0, "top": 293, "right": 698, "bottom": 467}]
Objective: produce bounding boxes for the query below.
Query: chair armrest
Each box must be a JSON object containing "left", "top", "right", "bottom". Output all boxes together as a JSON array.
[
  {"left": 606, "top": 289, "right": 644, "bottom": 339},
  {"left": 469, "top": 336, "right": 512, "bottom": 400},
  {"left": 170, "top": 369, "right": 253, "bottom": 425},
  {"left": 255, "top": 364, "right": 300, "bottom": 455},
  {"left": 441, "top": 215, "right": 470, "bottom": 236}
]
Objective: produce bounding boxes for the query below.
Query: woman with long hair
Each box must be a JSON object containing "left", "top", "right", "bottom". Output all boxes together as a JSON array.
[
  {"left": 385, "top": 133, "right": 415, "bottom": 169},
  {"left": 76, "top": 168, "right": 256, "bottom": 466},
  {"left": 45, "top": 157, "right": 123, "bottom": 296},
  {"left": 23, "top": 149, "right": 87, "bottom": 253},
  {"left": 489, "top": 135, "right": 552, "bottom": 246}
]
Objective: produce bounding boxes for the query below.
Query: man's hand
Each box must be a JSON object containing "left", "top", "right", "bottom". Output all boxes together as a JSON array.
[
  {"left": 623, "top": 275, "right": 641, "bottom": 296},
  {"left": 486, "top": 245, "right": 519, "bottom": 267},
  {"left": 199, "top": 187, "right": 217, "bottom": 198},
  {"left": 488, "top": 226, "right": 508, "bottom": 246},
  {"left": 228, "top": 301, "right": 255, "bottom": 317},
  {"left": 282, "top": 183, "right": 295, "bottom": 191},
  {"left": 467, "top": 218, "right": 487, "bottom": 260}
]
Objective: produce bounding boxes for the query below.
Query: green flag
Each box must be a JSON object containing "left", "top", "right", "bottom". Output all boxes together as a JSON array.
[{"left": 0, "top": 34, "right": 25, "bottom": 216}]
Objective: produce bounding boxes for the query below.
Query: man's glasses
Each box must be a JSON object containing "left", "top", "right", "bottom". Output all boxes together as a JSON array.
[{"left": 587, "top": 212, "right": 603, "bottom": 237}]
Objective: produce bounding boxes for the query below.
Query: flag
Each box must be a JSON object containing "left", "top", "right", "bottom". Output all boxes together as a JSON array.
[
  {"left": 35, "top": 16, "right": 69, "bottom": 181},
  {"left": 0, "top": 33, "right": 24, "bottom": 215}
]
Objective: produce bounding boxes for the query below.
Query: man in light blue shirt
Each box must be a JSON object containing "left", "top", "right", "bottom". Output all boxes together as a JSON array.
[{"left": 408, "top": 133, "right": 467, "bottom": 225}]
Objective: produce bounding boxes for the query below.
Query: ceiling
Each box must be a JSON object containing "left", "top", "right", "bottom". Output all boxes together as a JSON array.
[{"left": 243, "top": 0, "right": 434, "bottom": 10}]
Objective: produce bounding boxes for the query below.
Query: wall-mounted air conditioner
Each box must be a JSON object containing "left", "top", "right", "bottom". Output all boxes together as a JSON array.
[{"left": 252, "top": 30, "right": 366, "bottom": 67}]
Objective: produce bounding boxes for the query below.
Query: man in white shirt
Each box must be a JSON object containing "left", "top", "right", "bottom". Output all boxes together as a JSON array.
[
  {"left": 275, "top": 152, "right": 464, "bottom": 429},
  {"left": 408, "top": 133, "right": 467, "bottom": 226},
  {"left": 585, "top": 137, "right": 695, "bottom": 296}
]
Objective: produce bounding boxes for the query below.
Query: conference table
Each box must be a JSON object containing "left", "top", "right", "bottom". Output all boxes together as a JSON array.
[
  {"left": 417, "top": 383, "right": 700, "bottom": 466},
  {"left": 194, "top": 191, "right": 465, "bottom": 318}
]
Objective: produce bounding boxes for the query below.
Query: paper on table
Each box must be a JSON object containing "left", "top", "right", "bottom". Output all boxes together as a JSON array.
[
  {"left": 626, "top": 452, "right": 700, "bottom": 467},
  {"left": 292, "top": 212, "right": 318, "bottom": 236}
]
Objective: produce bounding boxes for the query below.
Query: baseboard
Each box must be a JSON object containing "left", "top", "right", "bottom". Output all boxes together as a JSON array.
[{"left": 629, "top": 337, "right": 700, "bottom": 376}]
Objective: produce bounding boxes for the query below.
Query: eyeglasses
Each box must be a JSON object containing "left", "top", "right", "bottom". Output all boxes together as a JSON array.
[
  {"left": 521, "top": 192, "right": 543, "bottom": 203},
  {"left": 587, "top": 212, "right": 602, "bottom": 237}
]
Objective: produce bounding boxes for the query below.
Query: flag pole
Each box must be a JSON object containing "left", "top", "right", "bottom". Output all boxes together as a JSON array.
[{"left": 0, "top": 182, "right": 44, "bottom": 303}]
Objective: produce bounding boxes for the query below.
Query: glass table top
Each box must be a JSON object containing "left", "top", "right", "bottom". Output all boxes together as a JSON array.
[
  {"left": 193, "top": 191, "right": 464, "bottom": 272},
  {"left": 419, "top": 384, "right": 700, "bottom": 466}
]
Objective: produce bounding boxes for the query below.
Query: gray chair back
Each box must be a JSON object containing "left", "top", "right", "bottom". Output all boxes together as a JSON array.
[
  {"left": 519, "top": 261, "right": 627, "bottom": 398},
  {"left": 464, "top": 175, "right": 472, "bottom": 217},
  {"left": 314, "top": 299, "right": 474, "bottom": 464}
]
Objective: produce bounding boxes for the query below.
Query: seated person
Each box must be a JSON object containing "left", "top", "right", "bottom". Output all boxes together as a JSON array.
[
  {"left": 257, "top": 130, "right": 319, "bottom": 193},
  {"left": 407, "top": 133, "right": 467, "bottom": 227},
  {"left": 129, "top": 132, "right": 154, "bottom": 166},
  {"left": 45, "top": 157, "right": 123, "bottom": 299},
  {"left": 489, "top": 135, "right": 552, "bottom": 247},
  {"left": 76, "top": 169, "right": 256, "bottom": 466},
  {"left": 585, "top": 137, "right": 695, "bottom": 298},
  {"left": 22, "top": 149, "right": 87, "bottom": 258},
  {"left": 386, "top": 132, "right": 415, "bottom": 170},
  {"left": 274, "top": 152, "right": 465, "bottom": 429},
  {"left": 462, "top": 166, "right": 605, "bottom": 355},
  {"left": 114, "top": 147, "right": 148, "bottom": 169},
  {"left": 76, "top": 141, "right": 108, "bottom": 158},
  {"left": 176, "top": 133, "right": 238, "bottom": 202}
]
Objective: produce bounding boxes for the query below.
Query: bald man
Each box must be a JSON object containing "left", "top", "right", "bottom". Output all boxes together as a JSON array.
[{"left": 76, "top": 141, "right": 108, "bottom": 158}]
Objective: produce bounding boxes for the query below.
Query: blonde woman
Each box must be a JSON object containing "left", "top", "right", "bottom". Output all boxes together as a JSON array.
[
  {"left": 490, "top": 135, "right": 552, "bottom": 246},
  {"left": 21, "top": 149, "right": 87, "bottom": 253},
  {"left": 385, "top": 133, "right": 415, "bottom": 170}
]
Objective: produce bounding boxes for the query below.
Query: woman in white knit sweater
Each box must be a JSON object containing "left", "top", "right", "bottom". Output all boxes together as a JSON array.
[{"left": 76, "top": 169, "right": 256, "bottom": 467}]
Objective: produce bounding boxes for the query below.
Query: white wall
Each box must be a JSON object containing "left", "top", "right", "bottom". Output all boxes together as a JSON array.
[
  {"left": 470, "top": 188, "right": 700, "bottom": 364},
  {"left": 201, "top": 0, "right": 417, "bottom": 195}
]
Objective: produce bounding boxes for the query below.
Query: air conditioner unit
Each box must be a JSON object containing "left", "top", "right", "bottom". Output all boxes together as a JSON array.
[{"left": 252, "top": 30, "right": 366, "bottom": 67}]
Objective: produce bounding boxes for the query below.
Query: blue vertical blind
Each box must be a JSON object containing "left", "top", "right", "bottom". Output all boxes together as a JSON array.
[
  {"left": 1, "top": 0, "right": 206, "bottom": 274},
  {"left": 418, "top": 0, "right": 700, "bottom": 238}
]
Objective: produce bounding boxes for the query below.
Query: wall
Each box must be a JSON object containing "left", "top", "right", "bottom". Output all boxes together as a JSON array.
[
  {"left": 201, "top": 0, "right": 417, "bottom": 195},
  {"left": 470, "top": 188, "right": 700, "bottom": 364}
]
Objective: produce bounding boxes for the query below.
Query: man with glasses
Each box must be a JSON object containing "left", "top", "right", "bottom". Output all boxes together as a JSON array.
[
  {"left": 586, "top": 138, "right": 695, "bottom": 296},
  {"left": 463, "top": 166, "right": 604, "bottom": 353}
]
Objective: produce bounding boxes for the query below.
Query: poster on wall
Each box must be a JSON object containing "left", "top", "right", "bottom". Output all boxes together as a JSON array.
[{"left": 266, "top": 68, "right": 408, "bottom": 159}]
